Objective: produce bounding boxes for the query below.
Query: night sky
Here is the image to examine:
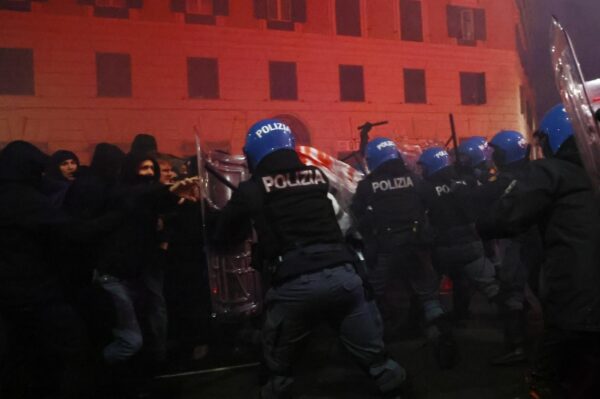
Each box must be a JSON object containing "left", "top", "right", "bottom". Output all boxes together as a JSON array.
[{"left": 530, "top": 0, "right": 600, "bottom": 120}]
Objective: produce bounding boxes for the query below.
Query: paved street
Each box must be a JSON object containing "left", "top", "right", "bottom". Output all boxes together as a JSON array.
[{"left": 152, "top": 293, "right": 537, "bottom": 399}]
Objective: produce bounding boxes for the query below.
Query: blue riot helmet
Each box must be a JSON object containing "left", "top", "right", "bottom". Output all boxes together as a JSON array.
[
  {"left": 365, "top": 137, "right": 402, "bottom": 172},
  {"left": 489, "top": 130, "right": 528, "bottom": 167},
  {"left": 457, "top": 136, "right": 490, "bottom": 168},
  {"left": 537, "top": 104, "right": 574, "bottom": 155},
  {"left": 417, "top": 147, "right": 450, "bottom": 178},
  {"left": 243, "top": 118, "right": 296, "bottom": 170}
]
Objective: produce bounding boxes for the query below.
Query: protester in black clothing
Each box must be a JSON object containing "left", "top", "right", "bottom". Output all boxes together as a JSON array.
[
  {"left": 93, "top": 151, "right": 197, "bottom": 378},
  {"left": 351, "top": 138, "right": 456, "bottom": 369},
  {"left": 478, "top": 105, "right": 600, "bottom": 398},
  {"left": 212, "top": 119, "right": 409, "bottom": 399},
  {"left": 130, "top": 133, "right": 158, "bottom": 157},
  {"left": 41, "top": 149, "right": 80, "bottom": 209},
  {"left": 0, "top": 141, "right": 116, "bottom": 399}
]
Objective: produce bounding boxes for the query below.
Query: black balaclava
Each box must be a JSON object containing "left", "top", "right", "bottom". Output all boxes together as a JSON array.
[
  {"left": 0, "top": 141, "right": 49, "bottom": 185},
  {"left": 120, "top": 152, "right": 160, "bottom": 185},
  {"left": 46, "top": 150, "right": 79, "bottom": 181}
]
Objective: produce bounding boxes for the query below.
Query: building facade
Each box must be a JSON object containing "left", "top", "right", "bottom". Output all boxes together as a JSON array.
[{"left": 0, "top": 0, "right": 534, "bottom": 161}]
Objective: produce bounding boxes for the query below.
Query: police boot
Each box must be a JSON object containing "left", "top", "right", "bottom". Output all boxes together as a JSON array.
[
  {"left": 426, "top": 315, "right": 458, "bottom": 370},
  {"left": 492, "top": 309, "right": 527, "bottom": 366}
]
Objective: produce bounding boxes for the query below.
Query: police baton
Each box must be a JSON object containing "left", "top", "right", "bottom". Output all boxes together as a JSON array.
[{"left": 357, "top": 121, "right": 388, "bottom": 157}]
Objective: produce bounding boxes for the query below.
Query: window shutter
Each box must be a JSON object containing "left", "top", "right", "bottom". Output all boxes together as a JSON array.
[
  {"left": 170, "top": 0, "right": 185, "bottom": 12},
  {"left": 474, "top": 9, "right": 486, "bottom": 40},
  {"left": 447, "top": 5, "right": 460, "bottom": 38},
  {"left": 291, "top": 0, "right": 306, "bottom": 23},
  {"left": 214, "top": 0, "right": 228, "bottom": 16},
  {"left": 254, "top": 0, "right": 267, "bottom": 19}
]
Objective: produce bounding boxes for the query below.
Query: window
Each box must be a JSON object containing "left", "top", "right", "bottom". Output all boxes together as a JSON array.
[
  {"left": 404, "top": 69, "right": 426, "bottom": 104},
  {"left": 447, "top": 5, "right": 486, "bottom": 45},
  {"left": 459, "top": 8, "right": 475, "bottom": 41},
  {"left": 0, "top": 0, "right": 32, "bottom": 12},
  {"left": 78, "top": 0, "right": 142, "bottom": 19},
  {"left": 339, "top": 65, "right": 364, "bottom": 102},
  {"left": 185, "top": 0, "right": 213, "bottom": 14},
  {"left": 171, "top": 0, "right": 229, "bottom": 25},
  {"left": 269, "top": 61, "right": 297, "bottom": 100},
  {"left": 336, "top": 0, "right": 361, "bottom": 37},
  {"left": 187, "top": 57, "right": 219, "bottom": 99},
  {"left": 460, "top": 72, "right": 486, "bottom": 105},
  {"left": 267, "top": 0, "right": 291, "bottom": 21},
  {"left": 254, "top": 0, "right": 305, "bottom": 31},
  {"left": 0, "top": 48, "right": 34, "bottom": 95},
  {"left": 400, "top": 0, "right": 423, "bottom": 42},
  {"left": 96, "top": 53, "right": 132, "bottom": 98}
]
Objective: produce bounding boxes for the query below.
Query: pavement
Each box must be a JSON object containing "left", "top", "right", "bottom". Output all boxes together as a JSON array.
[{"left": 152, "top": 293, "right": 536, "bottom": 399}]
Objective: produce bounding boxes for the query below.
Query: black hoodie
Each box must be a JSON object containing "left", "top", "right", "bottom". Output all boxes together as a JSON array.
[
  {"left": 95, "top": 152, "right": 178, "bottom": 279},
  {"left": 0, "top": 142, "right": 65, "bottom": 309},
  {"left": 478, "top": 138, "right": 600, "bottom": 331}
]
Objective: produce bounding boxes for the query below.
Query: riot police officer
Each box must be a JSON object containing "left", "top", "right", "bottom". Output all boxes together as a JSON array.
[
  {"left": 473, "top": 131, "right": 543, "bottom": 366},
  {"left": 351, "top": 138, "right": 456, "bottom": 369},
  {"left": 212, "top": 120, "right": 410, "bottom": 399},
  {"left": 456, "top": 136, "right": 494, "bottom": 184},
  {"left": 478, "top": 105, "right": 600, "bottom": 398},
  {"left": 417, "top": 147, "right": 510, "bottom": 321}
]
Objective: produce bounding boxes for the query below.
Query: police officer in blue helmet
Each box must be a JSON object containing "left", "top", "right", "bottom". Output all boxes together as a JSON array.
[
  {"left": 478, "top": 105, "right": 600, "bottom": 398},
  {"left": 417, "top": 147, "right": 512, "bottom": 330},
  {"left": 351, "top": 138, "right": 456, "bottom": 369},
  {"left": 471, "top": 130, "right": 543, "bottom": 366},
  {"left": 213, "top": 120, "right": 410, "bottom": 399},
  {"left": 456, "top": 136, "right": 494, "bottom": 182}
]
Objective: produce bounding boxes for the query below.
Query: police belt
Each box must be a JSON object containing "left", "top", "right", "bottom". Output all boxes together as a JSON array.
[{"left": 273, "top": 243, "right": 357, "bottom": 284}]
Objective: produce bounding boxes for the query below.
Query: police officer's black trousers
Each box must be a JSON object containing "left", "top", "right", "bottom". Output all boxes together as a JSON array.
[
  {"left": 261, "top": 264, "right": 406, "bottom": 399},
  {"left": 370, "top": 246, "right": 444, "bottom": 325}
]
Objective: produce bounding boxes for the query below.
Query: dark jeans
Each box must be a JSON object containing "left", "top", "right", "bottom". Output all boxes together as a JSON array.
[
  {"left": 0, "top": 301, "right": 91, "bottom": 399},
  {"left": 530, "top": 328, "right": 600, "bottom": 398},
  {"left": 261, "top": 264, "right": 406, "bottom": 399},
  {"left": 96, "top": 268, "right": 167, "bottom": 365}
]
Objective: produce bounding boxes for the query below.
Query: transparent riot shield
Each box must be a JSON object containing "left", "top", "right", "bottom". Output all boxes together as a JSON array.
[
  {"left": 551, "top": 17, "right": 600, "bottom": 191},
  {"left": 195, "top": 136, "right": 262, "bottom": 320}
]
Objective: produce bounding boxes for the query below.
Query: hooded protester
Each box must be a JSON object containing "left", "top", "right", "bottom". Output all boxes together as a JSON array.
[
  {"left": 130, "top": 133, "right": 158, "bottom": 157},
  {"left": 93, "top": 150, "right": 198, "bottom": 395},
  {"left": 41, "top": 150, "right": 80, "bottom": 209},
  {"left": 64, "top": 143, "right": 125, "bottom": 221},
  {"left": 0, "top": 141, "right": 105, "bottom": 399}
]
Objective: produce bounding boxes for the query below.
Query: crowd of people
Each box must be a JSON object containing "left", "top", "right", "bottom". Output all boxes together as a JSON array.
[
  {"left": 1, "top": 102, "right": 600, "bottom": 399},
  {"left": 0, "top": 134, "right": 210, "bottom": 398}
]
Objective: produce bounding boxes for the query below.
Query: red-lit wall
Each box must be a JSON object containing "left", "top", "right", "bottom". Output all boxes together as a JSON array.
[{"left": 0, "top": 0, "right": 531, "bottom": 162}]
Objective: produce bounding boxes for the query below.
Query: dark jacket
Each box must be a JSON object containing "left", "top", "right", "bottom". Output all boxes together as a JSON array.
[
  {"left": 478, "top": 139, "right": 600, "bottom": 331},
  {"left": 0, "top": 142, "right": 119, "bottom": 309},
  {"left": 419, "top": 166, "right": 479, "bottom": 246},
  {"left": 0, "top": 142, "right": 63, "bottom": 309},
  {"left": 95, "top": 152, "right": 178, "bottom": 279},
  {"left": 212, "top": 150, "right": 353, "bottom": 283},
  {"left": 351, "top": 158, "right": 426, "bottom": 250}
]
